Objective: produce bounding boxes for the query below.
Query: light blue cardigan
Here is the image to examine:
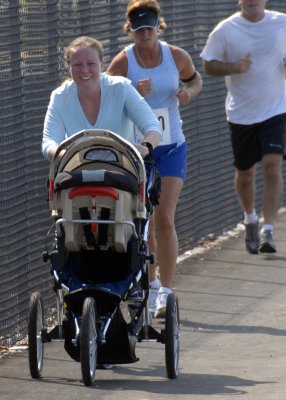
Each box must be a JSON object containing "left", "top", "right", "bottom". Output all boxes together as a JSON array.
[{"left": 42, "top": 73, "right": 162, "bottom": 160}]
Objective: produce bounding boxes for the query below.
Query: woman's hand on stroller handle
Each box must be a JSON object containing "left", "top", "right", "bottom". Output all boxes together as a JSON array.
[
  {"left": 136, "top": 141, "right": 153, "bottom": 159},
  {"left": 135, "top": 143, "right": 151, "bottom": 159}
]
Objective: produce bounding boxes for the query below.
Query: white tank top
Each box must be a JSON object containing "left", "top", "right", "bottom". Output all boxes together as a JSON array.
[{"left": 125, "top": 41, "right": 185, "bottom": 146}]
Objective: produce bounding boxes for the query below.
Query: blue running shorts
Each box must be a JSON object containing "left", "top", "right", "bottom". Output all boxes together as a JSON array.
[{"left": 152, "top": 142, "right": 187, "bottom": 180}]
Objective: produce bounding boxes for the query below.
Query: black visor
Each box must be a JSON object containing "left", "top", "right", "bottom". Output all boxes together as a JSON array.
[{"left": 129, "top": 9, "right": 159, "bottom": 31}]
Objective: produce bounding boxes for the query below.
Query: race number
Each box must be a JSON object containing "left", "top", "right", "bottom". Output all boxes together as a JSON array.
[{"left": 135, "top": 107, "right": 171, "bottom": 145}]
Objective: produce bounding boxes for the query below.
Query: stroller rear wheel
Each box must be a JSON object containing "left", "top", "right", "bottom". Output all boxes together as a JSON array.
[
  {"left": 28, "top": 292, "right": 44, "bottom": 379},
  {"left": 80, "top": 297, "right": 97, "bottom": 386},
  {"left": 165, "top": 292, "right": 180, "bottom": 379}
]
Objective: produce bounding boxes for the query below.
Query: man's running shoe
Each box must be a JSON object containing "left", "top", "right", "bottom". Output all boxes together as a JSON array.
[
  {"left": 245, "top": 221, "right": 259, "bottom": 254},
  {"left": 259, "top": 229, "right": 277, "bottom": 253}
]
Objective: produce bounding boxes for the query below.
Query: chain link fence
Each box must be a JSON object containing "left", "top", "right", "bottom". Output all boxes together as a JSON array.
[{"left": 1, "top": 0, "right": 286, "bottom": 346}]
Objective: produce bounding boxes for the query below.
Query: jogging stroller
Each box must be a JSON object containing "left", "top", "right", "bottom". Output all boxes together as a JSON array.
[{"left": 28, "top": 129, "right": 180, "bottom": 386}]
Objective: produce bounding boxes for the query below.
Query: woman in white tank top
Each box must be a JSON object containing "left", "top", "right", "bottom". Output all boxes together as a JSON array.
[{"left": 107, "top": 0, "right": 202, "bottom": 318}]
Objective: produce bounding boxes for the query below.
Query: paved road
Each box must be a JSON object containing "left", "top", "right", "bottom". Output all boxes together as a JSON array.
[{"left": 1, "top": 211, "right": 286, "bottom": 399}]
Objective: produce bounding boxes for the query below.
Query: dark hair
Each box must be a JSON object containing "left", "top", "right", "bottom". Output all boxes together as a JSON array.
[
  {"left": 123, "top": 0, "right": 167, "bottom": 33},
  {"left": 65, "top": 36, "right": 103, "bottom": 65}
]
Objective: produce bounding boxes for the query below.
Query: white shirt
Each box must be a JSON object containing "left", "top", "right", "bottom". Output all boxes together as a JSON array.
[
  {"left": 126, "top": 41, "right": 185, "bottom": 146},
  {"left": 42, "top": 74, "right": 162, "bottom": 159},
  {"left": 200, "top": 10, "right": 286, "bottom": 124}
]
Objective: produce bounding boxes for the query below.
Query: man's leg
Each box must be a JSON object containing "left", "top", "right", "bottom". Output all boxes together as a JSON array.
[
  {"left": 234, "top": 165, "right": 259, "bottom": 254},
  {"left": 259, "top": 153, "right": 283, "bottom": 253},
  {"left": 235, "top": 165, "right": 257, "bottom": 215}
]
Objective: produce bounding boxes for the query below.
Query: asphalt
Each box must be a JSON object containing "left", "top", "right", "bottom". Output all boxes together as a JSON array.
[{"left": 1, "top": 210, "right": 286, "bottom": 400}]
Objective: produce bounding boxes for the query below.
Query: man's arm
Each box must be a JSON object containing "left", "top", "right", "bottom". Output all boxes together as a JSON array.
[{"left": 203, "top": 54, "right": 252, "bottom": 76}]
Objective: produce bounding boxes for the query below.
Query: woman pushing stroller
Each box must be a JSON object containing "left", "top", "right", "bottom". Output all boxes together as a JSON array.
[
  {"left": 37, "top": 37, "right": 182, "bottom": 384},
  {"left": 42, "top": 36, "right": 162, "bottom": 161}
]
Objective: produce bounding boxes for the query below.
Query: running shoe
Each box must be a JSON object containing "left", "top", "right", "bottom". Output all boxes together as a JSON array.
[
  {"left": 259, "top": 229, "right": 277, "bottom": 253},
  {"left": 245, "top": 221, "right": 259, "bottom": 254},
  {"left": 154, "top": 291, "right": 169, "bottom": 319},
  {"left": 148, "top": 287, "right": 159, "bottom": 313}
]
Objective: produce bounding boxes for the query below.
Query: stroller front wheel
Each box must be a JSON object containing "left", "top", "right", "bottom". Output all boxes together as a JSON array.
[
  {"left": 165, "top": 292, "right": 180, "bottom": 379},
  {"left": 80, "top": 297, "right": 97, "bottom": 386},
  {"left": 28, "top": 292, "right": 45, "bottom": 379}
]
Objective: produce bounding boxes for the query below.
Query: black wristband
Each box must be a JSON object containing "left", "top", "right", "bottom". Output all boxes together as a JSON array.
[
  {"left": 141, "top": 141, "right": 153, "bottom": 155},
  {"left": 181, "top": 71, "right": 197, "bottom": 83}
]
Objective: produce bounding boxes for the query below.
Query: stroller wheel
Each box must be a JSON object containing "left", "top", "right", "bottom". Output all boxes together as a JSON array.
[
  {"left": 165, "top": 292, "right": 180, "bottom": 379},
  {"left": 56, "top": 288, "right": 64, "bottom": 339},
  {"left": 80, "top": 297, "right": 97, "bottom": 386},
  {"left": 28, "top": 292, "right": 45, "bottom": 379}
]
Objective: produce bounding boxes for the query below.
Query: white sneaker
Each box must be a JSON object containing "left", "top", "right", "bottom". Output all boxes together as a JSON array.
[
  {"left": 154, "top": 291, "right": 169, "bottom": 319},
  {"left": 148, "top": 287, "right": 159, "bottom": 313}
]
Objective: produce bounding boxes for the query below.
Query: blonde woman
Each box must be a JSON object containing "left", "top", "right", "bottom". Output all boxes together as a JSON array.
[{"left": 42, "top": 36, "right": 161, "bottom": 160}]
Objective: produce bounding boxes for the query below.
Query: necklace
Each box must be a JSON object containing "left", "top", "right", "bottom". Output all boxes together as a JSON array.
[{"left": 135, "top": 42, "right": 162, "bottom": 69}]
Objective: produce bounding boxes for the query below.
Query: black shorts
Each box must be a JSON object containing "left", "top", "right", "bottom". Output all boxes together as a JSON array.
[{"left": 229, "top": 113, "right": 286, "bottom": 171}]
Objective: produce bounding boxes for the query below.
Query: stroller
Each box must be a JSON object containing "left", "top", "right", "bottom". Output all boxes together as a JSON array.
[{"left": 28, "top": 129, "right": 180, "bottom": 386}]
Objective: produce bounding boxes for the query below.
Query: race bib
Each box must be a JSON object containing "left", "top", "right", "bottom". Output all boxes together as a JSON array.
[{"left": 135, "top": 107, "right": 171, "bottom": 145}]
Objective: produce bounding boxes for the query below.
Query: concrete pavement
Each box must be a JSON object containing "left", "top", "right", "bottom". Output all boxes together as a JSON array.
[{"left": 1, "top": 210, "right": 286, "bottom": 399}]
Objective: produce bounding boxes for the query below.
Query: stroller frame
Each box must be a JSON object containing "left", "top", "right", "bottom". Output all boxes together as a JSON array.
[{"left": 28, "top": 129, "right": 180, "bottom": 386}]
